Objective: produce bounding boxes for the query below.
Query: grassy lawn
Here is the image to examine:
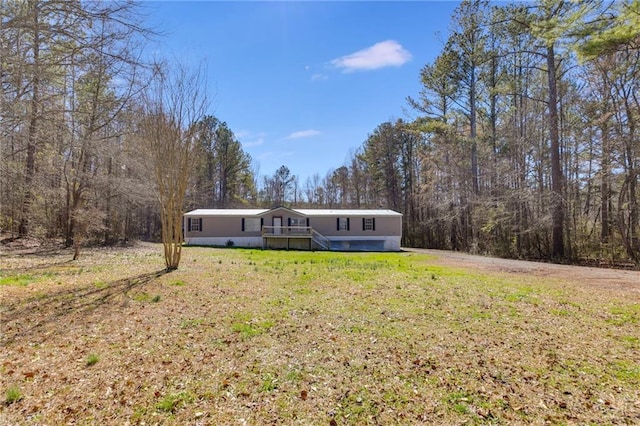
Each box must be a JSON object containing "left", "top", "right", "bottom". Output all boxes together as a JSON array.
[{"left": 1, "top": 244, "right": 639, "bottom": 424}]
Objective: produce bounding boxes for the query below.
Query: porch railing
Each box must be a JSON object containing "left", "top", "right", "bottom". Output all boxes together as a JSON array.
[
  {"left": 262, "top": 226, "right": 312, "bottom": 236},
  {"left": 311, "top": 230, "right": 331, "bottom": 250}
]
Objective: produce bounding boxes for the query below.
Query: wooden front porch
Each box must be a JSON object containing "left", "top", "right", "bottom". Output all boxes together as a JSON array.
[{"left": 262, "top": 226, "right": 330, "bottom": 250}]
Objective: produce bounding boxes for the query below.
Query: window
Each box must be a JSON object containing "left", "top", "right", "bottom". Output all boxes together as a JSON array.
[
  {"left": 188, "top": 217, "right": 202, "bottom": 232},
  {"left": 289, "top": 217, "right": 307, "bottom": 227},
  {"left": 243, "top": 218, "right": 261, "bottom": 232},
  {"left": 362, "top": 217, "right": 375, "bottom": 231},
  {"left": 337, "top": 217, "right": 350, "bottom": 231}
]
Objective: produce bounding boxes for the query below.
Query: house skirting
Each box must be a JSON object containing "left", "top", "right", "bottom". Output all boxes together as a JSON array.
[
  {"left": 325, "top": 236, "right": 401, "bottom": 251},
  {"left": 185, "top": 236, "right": 263, "bottom": 247},
  {"left": 185, "top": 235, "right": 401, "bottom": 251},
  {"left": 263, "top": 237, "right": 313, "bottom": 251}
]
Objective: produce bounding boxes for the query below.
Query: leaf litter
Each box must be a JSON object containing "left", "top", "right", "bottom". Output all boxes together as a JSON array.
[{"left": 0, "top": 243, "right": 639, "bottom": 424}]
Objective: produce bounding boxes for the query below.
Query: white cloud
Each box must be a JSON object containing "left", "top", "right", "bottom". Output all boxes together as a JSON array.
[
  {"left": 243, "top": 138, "right": 264, "bottom": 148},
  {"left": 331, "top": 40, "right": 412, "bottom": 73},
  {"left": 311, "top": 73, "right": 328, "bottom": 82},
  {"left": 285, "top": 129, "right": 320, "bottom": 140},
  {"left": 237, "top": 130, "right": 267, "bottom": 148}
]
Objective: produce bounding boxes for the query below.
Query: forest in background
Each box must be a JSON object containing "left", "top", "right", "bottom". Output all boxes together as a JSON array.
[{"left": 1, "top": 0, "right": 639, "bottom": 266}]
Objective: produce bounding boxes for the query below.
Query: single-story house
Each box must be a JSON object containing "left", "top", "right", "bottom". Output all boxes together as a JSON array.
[{"left": 183, "top": 206, "right": 402, "bottom": 251}]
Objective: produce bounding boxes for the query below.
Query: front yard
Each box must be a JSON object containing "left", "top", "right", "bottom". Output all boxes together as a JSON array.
[{"left": 1, "top": 243, "right": 639, "bottom": 424}]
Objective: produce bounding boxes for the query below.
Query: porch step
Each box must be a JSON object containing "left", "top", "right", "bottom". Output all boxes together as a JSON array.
[{"left": 311, "top": 230, "right": 331, "bottom": 251}]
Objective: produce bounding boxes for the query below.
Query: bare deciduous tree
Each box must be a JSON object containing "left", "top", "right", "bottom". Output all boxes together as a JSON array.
[{"left": 140, "top": 63, "right": 207, "bottom": 270}]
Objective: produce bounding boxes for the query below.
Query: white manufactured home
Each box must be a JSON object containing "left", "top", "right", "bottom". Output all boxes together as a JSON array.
[{"left": 183, "top": 206, "right": 402, "bottom": 251}]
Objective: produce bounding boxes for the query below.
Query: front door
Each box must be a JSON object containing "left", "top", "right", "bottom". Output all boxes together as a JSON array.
[{"left": 273, "top": 217, "right": 282, "bottom": 235}]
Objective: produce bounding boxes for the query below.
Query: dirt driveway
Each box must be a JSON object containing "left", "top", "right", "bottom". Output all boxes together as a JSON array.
[{"left": 404, "top": 248, "right": 640, "bottom": 296}]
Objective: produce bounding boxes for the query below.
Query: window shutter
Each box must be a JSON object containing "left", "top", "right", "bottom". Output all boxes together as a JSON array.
[
  {"left": 199, "top": 218, "right": 203, "bottom": 232},
  {"left": 260, "top": 218, "right": 264, "bottom": 230},
  {"left": 287, "top": 217, "right": 291, "bottom": 226},
  {"left": 372, "top": 218, "right": 376, "bottom": 231},
  {"left": 241, "top": 218, "right": 245, "bottom": 232},
  {"left": 337, "top": 218, "right": 340, "bottom": 230},
  {"left": 347, "top": 218, "right": 350, "bottom": 231},
  {"left": 306, "top": 218, "right": 310, "bottom": 227},
  {"left": 188, "top": 218, "right": 192, "bottom": 232},
  {"left": 362, "top": 218, "right": 365, "bottom": 230}
]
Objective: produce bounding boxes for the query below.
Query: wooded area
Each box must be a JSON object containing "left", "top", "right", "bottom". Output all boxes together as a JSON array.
[{"left": 1, "top": 0, "right": 639, "bottom": 266}]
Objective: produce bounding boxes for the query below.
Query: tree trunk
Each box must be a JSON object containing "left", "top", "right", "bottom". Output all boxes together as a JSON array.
[
  {"left": 20, "top": 1, "right": 41, "bottom": 236},
  {"left": 547, "top": 44, "right": 565, "bottom": 259},
  {"left": 601, "top": 123, "right": 610, "bottom": 244}
]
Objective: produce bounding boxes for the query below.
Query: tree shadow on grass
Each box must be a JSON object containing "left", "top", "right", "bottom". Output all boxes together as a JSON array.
[
  {"left": 0, "top": 237, "right": 67, "bottom": 257},
  {"left": 0, "top": 269, "right": 168, "bottom": 346},
  {"left": 0, "top": 259, "right": 77, "bottom": 276}
]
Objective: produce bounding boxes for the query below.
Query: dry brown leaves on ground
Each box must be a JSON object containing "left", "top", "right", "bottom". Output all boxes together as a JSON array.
[{"left": 1, "top": 243, "right": 639, "bottom": 425}]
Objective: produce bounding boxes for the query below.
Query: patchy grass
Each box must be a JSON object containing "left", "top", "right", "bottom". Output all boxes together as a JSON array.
[
  {"left": 0, "top": 273, "right": 53, "bottom": 287},
  {"left": 608, "top": 304, "right": 640, "bottom": 326},
  {"left": 86, "top": 354, "right": 99, "bottom": 367},
  {"left": 5, "top": 385, "right": 22, "bottom": 405},
  {"left": 156, "top": 391, "right": 194, "bottom": 413},
  {"left": 0, "top": 274, "right": 34, "bottom": 286},
  {"left": 230, "top": 311, "right": 276, "bottom": 339},
  {"left": 130, "top": 291, "right": 162, "bottom": 303},
  {"left": 1, "top": 244, "right": 639, "bottom": 424}
]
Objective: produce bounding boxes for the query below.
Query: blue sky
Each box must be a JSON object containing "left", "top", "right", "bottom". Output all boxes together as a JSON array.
[{"left": 145, "top": 1, "right": 460, "bottom": 182}]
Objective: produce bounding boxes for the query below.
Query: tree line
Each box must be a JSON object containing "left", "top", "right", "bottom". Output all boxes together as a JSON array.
[
  {"left": 2, "top": 0, "right": 639, "bottom": 267},
  {"left": 270, "top": 0, "right": 640, "bottom": 266},
  {"left": 0, "top": 1, "right": 251, "bottom": 259}
]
